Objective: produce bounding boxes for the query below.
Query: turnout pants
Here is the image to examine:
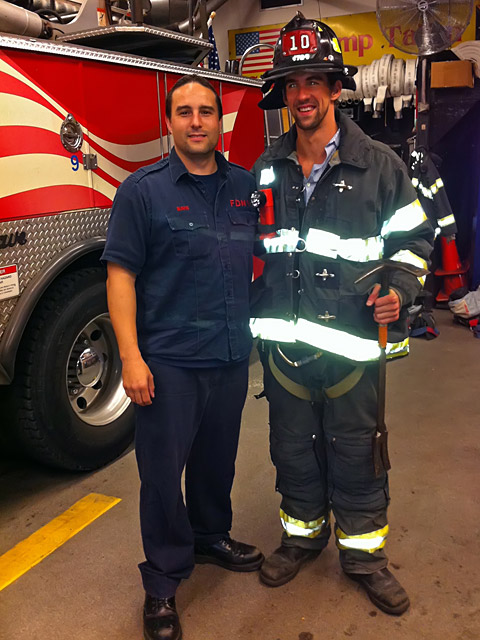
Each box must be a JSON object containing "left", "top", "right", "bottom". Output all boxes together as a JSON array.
[
  {"left": 263, "top": 345, "right": 389, "bottom": 574},
  {"left": 135, "top": 359, "right": 249, "bottom": 598}
]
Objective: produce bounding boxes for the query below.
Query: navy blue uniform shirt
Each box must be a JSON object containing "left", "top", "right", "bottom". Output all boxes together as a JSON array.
[{"left": 102, "top": 148, "right": 257, "bottom": 365}]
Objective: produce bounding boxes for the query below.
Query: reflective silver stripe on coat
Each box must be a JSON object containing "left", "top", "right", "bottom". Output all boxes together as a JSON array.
[
  {"left": 263, "top": 228, "right": 384, "bottom": 261},
  {"left": 438, "top": 214, "right": 455, "bottom": 228},
  {"left": 259, "top": 166, "right": 275, "bottom": 186},
  {"left": 411, "top": 177, "right": 446, "bottom": 201},
  {"left": 381, "top": 199, "right": 427, "bottom": 236},
  {"left": 262, "top": 197, "right": 426, "bottom": 260},
  {"left": 250, "top": 317, "right": 409, "bottom": 361},
  {"left": 389, "top": 249, "right": 428, "bottom": 285},
  {"left": 264, "top": 228, "right": 300, "bottom": 253},
  {"left": 305, "top": 229, "right": 384, "bottom": 261}
]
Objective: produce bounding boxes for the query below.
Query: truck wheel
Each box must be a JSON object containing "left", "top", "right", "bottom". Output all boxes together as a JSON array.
[{"left": 9, "top": 267, "right": 134, "bottom": 470}]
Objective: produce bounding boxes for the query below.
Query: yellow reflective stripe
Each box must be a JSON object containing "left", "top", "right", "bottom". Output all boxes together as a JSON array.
[
  {"left": 381, "top": 199, "right": 427, "bottom": 236},
  {"left": 430, "top": 178, "right": 444, "bottom": 194},
  {"left": 280, "top": 509, "right": 328, "bottom": 539},
  {"left": 414, "top": 178, "right": 444, "bottom": 200},
  {"left": 389, "top": 249, "right": 427, "bottom": 285},
  {"left": 336, "top": 524, "right": 389, "bottom": 553},
  {"left": 419, "top": 184, "right": 433, "bottom": 200},
  {"left": 386, "top": 338, "right": 409, "bottom": 359},
  {"left": 438, "top": 214, "right": 455, "bottom": 228},
  {"left": 305, "top": 229, "right": 384, "bottom": 262},
  {"left": 263, "top": 229, "right": 299, "bottom": 253}
]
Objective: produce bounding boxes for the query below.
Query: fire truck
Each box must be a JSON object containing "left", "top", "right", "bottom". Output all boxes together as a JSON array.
[{"left": 0, "top": 0, "right": 266, "bottom": 469}]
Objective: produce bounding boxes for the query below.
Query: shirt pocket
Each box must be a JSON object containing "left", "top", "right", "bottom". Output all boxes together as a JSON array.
[
  {"left": 165, "top": 212, "right": 211, "bottom": 258},
  {"left": 227, "top": 208, "right": 256, "bottom": 253}
]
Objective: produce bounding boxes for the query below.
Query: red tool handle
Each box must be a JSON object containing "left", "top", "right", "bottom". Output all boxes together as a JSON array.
[{"left": 259, "top": 188, "right": 274, "bottom": 226}]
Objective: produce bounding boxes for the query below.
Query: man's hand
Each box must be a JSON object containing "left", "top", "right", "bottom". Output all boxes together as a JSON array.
[
  {"left": 122, "top": 355, "right": 155, "bottom": 406},
  {"left": 366, "top": 284, "right": 400, "bottom": 324}
]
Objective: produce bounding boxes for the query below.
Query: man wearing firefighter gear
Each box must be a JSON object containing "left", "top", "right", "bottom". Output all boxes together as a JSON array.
[
  {"left": 102, "top": 75, "right": 263, "bottom": 640},
  {"left": 251, "top": 13, "right": 434, "bottom": 615}
]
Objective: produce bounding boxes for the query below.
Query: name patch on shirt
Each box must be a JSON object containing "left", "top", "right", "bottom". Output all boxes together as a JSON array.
[
  {"left": 177, "top": 205, "right": 190, "bottom": 211},
  {"left": 230, "top": 199, "right": 248, "bottom": 208}
]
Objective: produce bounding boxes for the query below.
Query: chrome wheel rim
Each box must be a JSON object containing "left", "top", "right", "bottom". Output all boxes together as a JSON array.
[{"left": 66, "top": 313, "right": 130, "bottom": 426}]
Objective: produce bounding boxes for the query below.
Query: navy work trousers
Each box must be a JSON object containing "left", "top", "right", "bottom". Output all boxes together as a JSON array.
[{"left": 134, "top": 358, "right": 249, "bottom": 598}]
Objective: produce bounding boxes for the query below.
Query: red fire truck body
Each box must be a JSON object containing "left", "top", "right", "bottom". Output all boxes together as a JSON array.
[{"left": 0, "top": 33, "right": 264, "bottom": 469}]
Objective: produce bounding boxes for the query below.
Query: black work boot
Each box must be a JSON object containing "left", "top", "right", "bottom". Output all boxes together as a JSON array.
[
  {"left": 345, "top": 567, "right": 410, "bottom": 615},
  {"left": 195, "top": 536, "right": 264, "bottom": 571},
  {"left": 143, "top": 594, "right": 182, "bottom": 640},
  {"left": 260, "top": 544, "right": 321, "bottom": 587}
]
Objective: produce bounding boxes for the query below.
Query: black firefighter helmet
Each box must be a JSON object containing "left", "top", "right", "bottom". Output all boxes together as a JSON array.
[{"left": 259, "top": 12, "right": 357, "bottom": 110}]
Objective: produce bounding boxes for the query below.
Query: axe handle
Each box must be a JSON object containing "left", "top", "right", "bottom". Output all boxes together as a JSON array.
[
  {"left": 379, "top": 325, "right": 388, "bottom": 350},
  {"left": 378, "top": 272, "right": 390, "bottom": 349},
  {"left": 374, "top": 270, "right": 390, "bottom": 476}
]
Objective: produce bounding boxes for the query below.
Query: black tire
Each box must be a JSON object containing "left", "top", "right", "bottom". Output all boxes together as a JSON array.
[{"left": 7, "top": 267, "right": 134, "bottom": 470}]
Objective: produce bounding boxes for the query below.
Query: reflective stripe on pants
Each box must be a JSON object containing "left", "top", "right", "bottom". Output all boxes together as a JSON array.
[{"left": 336, "top": 524, "right": 389, "bottom": 553}]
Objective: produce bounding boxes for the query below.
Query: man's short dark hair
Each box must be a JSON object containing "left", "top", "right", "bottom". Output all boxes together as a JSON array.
[{"left": 166, "top": 74, "right": 223, "bottom": 120}]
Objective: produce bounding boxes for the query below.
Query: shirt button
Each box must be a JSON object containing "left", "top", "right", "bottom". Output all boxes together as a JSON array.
[
  {"left": 189, "top": 222, "right": 194, "bottom": 227},
  {"left": 307, "top": 183, "right": 311, "bottom": 187}
]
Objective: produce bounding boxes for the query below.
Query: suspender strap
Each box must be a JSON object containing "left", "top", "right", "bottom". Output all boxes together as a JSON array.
[
  {"left": 267, "top": 351, "right": 365, "bottom": 401},
  {"left": 324, "top": 364, "right": 365, "bottom": 398},
  {"left": 268, "top": 351, "right": 319, "bottom": 401}
]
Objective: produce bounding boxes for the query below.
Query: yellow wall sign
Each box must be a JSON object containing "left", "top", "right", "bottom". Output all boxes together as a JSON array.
[
  {"left": 322, "top": 11, "right": 476, "bottom": 66},
  {"left": 229, "top": 11, "right": 477, "bottom": 77}
]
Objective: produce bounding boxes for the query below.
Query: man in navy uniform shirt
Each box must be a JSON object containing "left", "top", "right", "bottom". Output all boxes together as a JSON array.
[{"left": 102, "top": 74, "right": 263, "bottom": 640}]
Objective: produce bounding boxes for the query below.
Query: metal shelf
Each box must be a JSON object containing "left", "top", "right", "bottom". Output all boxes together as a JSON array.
[{"left": 57, "top": 24, "right": 213, "bottom": 66}]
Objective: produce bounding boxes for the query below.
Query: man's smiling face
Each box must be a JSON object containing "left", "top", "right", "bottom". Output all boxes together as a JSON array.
[
  {"left": 166, "top": 82, "right": 221, "bottom": 159},
  {"left": 283, "top": 71, "right": 341, "bottom": 131}
]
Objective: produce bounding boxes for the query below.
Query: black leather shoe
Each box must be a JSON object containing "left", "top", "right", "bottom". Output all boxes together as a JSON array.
[
  {"left": 345, "top": 567, "right": 410, "bottom": 615},
  {"left": 260, "top": 544, "right": 321, "bottom": 587},
  {"left": 194, "top": 536, "right": 264, "bottom": 572},
  {"left": 143, "top": 594, "right": 182, "bottom": 640}
]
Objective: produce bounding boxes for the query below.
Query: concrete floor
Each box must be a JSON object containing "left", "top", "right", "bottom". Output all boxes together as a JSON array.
[{"left": 0, "top": 308, "right": 479, "bottom": 640}]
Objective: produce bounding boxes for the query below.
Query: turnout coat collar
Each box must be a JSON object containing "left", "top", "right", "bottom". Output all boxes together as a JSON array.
[{"left": 261, "top": 110, "right": 371, "bottom": 170}]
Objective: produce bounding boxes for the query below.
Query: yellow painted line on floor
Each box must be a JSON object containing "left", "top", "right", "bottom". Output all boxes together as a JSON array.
[{"left": 0, "top": 492, "right": 121, "bottom": 591}]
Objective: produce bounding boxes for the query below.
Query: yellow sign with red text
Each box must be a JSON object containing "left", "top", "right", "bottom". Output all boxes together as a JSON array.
[
  {"left": 322, "top": 11, "right": 476, "bottom": 66},
  {"left": 229, "top": 10, "right": 476, "bottom": 77}
]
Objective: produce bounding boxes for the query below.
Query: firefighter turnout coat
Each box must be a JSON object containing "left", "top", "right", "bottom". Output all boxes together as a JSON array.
[
  {"left": 410, "top": 147, "right": 457, "bottom": 238},
  {"left": 250, "top": 111, "right": 434, "bottom": 362}
]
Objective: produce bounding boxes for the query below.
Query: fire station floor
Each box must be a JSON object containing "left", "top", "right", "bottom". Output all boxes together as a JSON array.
[{"left": 0, "top": 308, "right": 479, "bottom": 640}]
